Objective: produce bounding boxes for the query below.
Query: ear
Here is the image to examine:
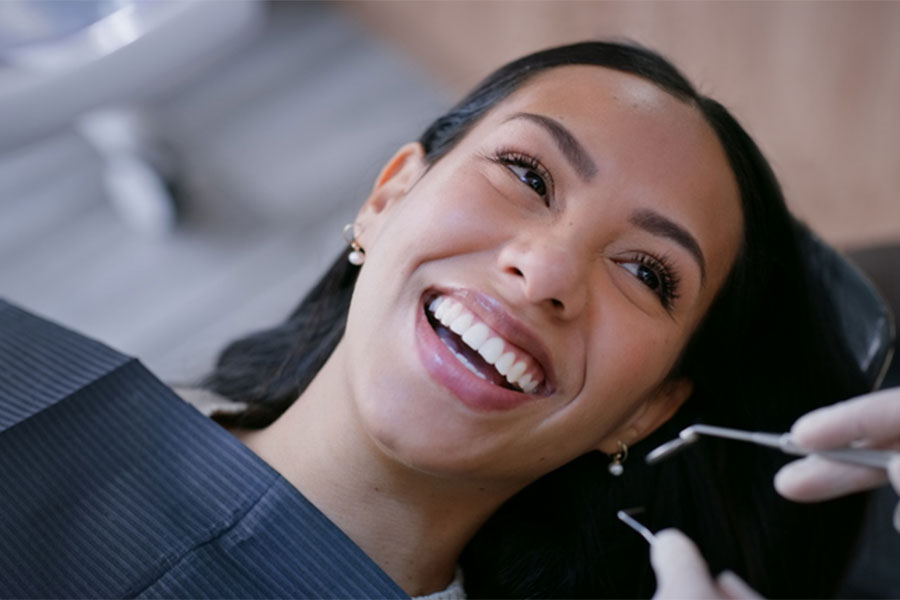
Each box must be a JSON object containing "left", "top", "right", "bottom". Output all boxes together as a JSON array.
[
  {"left": 354, "top": 142, "right": 426, "bottom": 244},
  {"left": 595, "top": 377, "right": 693, "bottom": 454}
]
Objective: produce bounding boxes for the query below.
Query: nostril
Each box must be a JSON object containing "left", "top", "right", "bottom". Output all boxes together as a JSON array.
[{"left": 550, "top": 298, "right": 564, "bottom": 310}]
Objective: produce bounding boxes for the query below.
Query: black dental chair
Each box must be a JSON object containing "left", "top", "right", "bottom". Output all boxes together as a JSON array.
[
  {"left": 800, "top": 224, "right": 898, "bottom": 598},
  {"left": 801, "top": 226, "right": 895, "bottom": 392}
]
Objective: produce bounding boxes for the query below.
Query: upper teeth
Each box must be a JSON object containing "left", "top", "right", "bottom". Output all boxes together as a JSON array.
[{"left": 428, "top": 296, "right": 541, "bottom": 393}]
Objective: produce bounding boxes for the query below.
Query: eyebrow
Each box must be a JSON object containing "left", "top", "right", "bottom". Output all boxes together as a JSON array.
[
  {"left": 629, "top": 208, "right": 707, "bottom": 284},
  {"left": 504, "top": 112, "right": 598, "bottom": 181}
]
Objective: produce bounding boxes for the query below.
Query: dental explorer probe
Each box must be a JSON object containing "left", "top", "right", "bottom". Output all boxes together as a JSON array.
[
  {"left": 617, "top": 508, "right": 656, "bottom": 544},
  {"left": 645, "top": 423, "right": 900, "bottom": 469}
]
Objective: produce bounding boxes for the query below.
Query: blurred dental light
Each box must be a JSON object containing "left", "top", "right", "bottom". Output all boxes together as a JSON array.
[
  {"left": 0, "top": 1, "right": 193, "bottom": 72},
  {"left": 0, "top": 0, "right": 264, "bottom": 233},
  {"left": 0, "top": 0, "right": 263, "bottom": 154},
  {"left": 0, "top": 1, "right": 121, "bottom": 52}
]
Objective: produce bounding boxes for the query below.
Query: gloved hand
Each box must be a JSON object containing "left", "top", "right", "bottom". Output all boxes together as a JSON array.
[
  {"left": 651, "top": 529, "right": 760, "bottom": 599},
  {"left": 775, "top": 387, "right": 900, "bottom": 530}
]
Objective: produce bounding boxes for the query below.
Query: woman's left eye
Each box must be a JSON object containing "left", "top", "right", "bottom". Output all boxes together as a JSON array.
[
  {"left": 493, "top": 151, "right": 553, "bottom": 205},
  {"left": 620, "top": 254, "right": 680, "bottom": 311}
]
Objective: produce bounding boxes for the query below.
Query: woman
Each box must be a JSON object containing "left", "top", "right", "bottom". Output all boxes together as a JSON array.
[{"left": 198, "top": 41, "right": 866, "bottom": 598}]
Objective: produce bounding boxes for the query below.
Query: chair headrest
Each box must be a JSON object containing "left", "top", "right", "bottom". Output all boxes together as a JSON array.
[{"left": 797, "top": 225, "right": 896, "bottom": 390}]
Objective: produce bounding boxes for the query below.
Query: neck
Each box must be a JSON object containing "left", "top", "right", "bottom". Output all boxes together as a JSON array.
[{"left": 236, "top": 352, "right": 516, "bottom": 597}]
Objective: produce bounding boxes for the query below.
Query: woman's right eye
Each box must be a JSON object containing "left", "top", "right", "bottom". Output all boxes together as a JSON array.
[{"left": 492, "top": 151, "right": 553, "bottom": 206}]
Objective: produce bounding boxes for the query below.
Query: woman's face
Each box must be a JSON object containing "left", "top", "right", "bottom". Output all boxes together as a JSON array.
[{"left": 341, "top": 66, "right": 743, "bottom": 488}]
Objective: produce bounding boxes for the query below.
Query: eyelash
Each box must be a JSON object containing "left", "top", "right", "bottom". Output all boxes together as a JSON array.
[
  {"left": 621, "top": 252, "right": 681, "bottom": 311},
  {"left": 490, "top": 149, "right": 554, "bottom": 206}
]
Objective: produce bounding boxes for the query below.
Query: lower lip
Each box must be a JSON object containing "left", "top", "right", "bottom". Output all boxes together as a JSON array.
[{"left": 415, "top": 302, "right": 538, "bottom": 412}]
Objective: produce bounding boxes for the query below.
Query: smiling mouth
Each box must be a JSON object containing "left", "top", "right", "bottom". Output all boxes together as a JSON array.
[{"left": 423, "top": 295, "right": 546, "bottom": 394}]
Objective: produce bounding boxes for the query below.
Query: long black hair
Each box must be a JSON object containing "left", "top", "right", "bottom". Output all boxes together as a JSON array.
[{"left": 204, "top": 41, "right": 866, "bottom": 598}]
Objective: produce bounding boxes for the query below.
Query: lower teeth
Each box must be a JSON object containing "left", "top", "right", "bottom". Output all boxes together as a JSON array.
[
  {"left": 444, "top": 339, "right": 521, "bottom": 392},
  {"left": 450, "top": 347, "right": 487, "bottom": 380}
]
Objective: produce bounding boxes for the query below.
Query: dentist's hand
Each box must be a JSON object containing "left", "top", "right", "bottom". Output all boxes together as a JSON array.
[
  {"left": 651, "top": 529, "right": 760, "bottom": 599},
  {"left": 775, "top": 387, "right": 900, "bottom": 530}
]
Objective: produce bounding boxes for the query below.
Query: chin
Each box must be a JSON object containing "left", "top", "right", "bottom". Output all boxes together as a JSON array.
[{"left": 356, "top": 399, "right": 510, "bottom": 482}]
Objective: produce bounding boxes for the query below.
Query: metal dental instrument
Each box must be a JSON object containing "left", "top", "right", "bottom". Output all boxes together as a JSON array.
[
  {"left": 617, "top": 508, "right": 657, "bottom": 545},
  {"left": 646, "top": 423, "right": 900, "bottom": 469}
]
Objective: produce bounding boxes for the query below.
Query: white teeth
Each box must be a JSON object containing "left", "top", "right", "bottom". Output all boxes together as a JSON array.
[
  {"left": 427, "top": 295, "right": 542, "bottom": 393},
  {"left": 495, "top": 352, "right": 515, "bottom": 376},
  {"left": 461, "top": 323, "right": 490, "bottom": 350},
  {"left": 478, "top": 337, "right": 504, "bottom": 364},
  {"left": 449, "top": 313, "right": 474, "bottom": 334},
  {"left": 434, "top": 298, "right": 449, "bottom": 320},
  {"left": 506, "top": 361, "right": 527, "bottom": 384},
  {"left": 521, "top": 378, "right": 538, "bottom": 393},
  {"left": 440, "top": 301, "right": 463, "bottom": 326}
]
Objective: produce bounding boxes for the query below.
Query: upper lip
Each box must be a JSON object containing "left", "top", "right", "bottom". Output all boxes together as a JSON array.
[{"left": 426, "top": 287, "right": 558, "bottom": 394}]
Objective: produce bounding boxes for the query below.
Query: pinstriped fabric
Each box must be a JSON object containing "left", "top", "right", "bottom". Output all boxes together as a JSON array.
[
  {"left": 139, "top": 478, "right": 409, "bottom": 599},
  {"left": 0, "top": 300, "right": 408, "bottom": 599},
  {"left": 0, "top": 300, "right": 131, "bottom": 432}
]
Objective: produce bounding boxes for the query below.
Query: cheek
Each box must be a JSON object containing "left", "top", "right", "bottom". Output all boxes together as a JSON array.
[
  {"left": 583, "top": 315, "right": 684, "bottom": 406},
  {"left": 388, "top": 168, "right": 517, "bottom": 258}
]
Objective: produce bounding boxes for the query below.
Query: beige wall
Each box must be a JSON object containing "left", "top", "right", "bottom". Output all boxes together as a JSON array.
[{"left": 344, "top": 1, "right": 900, "bottom": 249}]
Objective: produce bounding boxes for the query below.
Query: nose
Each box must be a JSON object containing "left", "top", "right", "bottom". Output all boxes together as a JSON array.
[{"left": 498, "top": 234, "right": 588, "bottom": 318}]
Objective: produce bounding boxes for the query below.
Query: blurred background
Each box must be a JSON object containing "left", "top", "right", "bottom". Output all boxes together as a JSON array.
[
  {"left": 0, "top": 1, "right": 898, "bottom": 595},
  {"left": 0, "top": 0, "right": 445, "bottom": 380},
  {"left": 0, "top": 0, "right": 897, "bottom": 385}
]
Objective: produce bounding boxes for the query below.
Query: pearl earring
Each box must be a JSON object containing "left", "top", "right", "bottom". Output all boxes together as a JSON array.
[
  {"left": 342, "top": 223, "right": 365, "bottom": 266},
  {"left": 608, "top": 440, "right": 629, "bottom": 476}
]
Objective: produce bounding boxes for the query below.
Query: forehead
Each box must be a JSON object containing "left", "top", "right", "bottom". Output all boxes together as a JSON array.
[
  {"left": 466, "top": 65, "right": 743, "bottom": 289},
  {"left": 480, "top": 66, "right": 731, "bottom": 188}
]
